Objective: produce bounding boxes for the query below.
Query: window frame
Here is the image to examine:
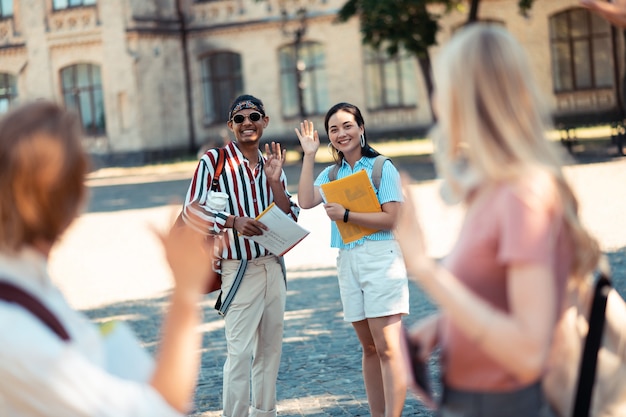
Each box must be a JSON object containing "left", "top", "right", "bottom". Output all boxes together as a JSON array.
[
  {"left": 0, "top": 0, "right": 13, "bottom": 18},
  {"left": 549, "top": 8, "right": 614, "bottom": 93},
  {"left": 52, "top": 0, "right": 96, "bottom": 11},
  {"left": 278, "top": 41, "right": 328, "bottom": 119},
  {"left": 0, "top": 72, "right": 18, "bottom": 114},
  {"left": 200, "top": 51, "right": 243, "bottom": 126},
  {"left": 60, "top": 63, "right": 106, "bottom": 136},
  {"left": 362, "top": 45, "right": 419, "bottom": 111}
]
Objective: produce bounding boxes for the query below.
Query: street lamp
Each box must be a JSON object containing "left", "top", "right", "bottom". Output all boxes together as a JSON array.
[{"left": 280, "top": 4, "right": 307, "bottom": 119}]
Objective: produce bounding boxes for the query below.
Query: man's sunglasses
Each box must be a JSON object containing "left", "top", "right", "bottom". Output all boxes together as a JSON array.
[{"left": 232, "top": 112, "right": 262, "bottom": 124}]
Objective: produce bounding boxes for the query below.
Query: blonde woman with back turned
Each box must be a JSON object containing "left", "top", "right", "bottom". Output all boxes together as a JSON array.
[{"left": 394, "top": 25, "right": 601, "bottom": 417}]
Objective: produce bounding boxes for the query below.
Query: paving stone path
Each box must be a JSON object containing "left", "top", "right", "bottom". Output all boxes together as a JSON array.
[{"left": 50, "top": 148, "right": 626, "bottom": 416}]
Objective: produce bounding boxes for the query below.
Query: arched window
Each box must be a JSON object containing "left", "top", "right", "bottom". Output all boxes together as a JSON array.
[
  {"left": 0, "top": 0, "right": 13, "bottom": 18},
  {"left": 363, "top": 45, "right": 418, "bottom": 111},
  {"left": 61, "top": 63, "right": 106, "bottom": 135},
  {"left": 279, "top": 41, "right": 329, "bottom": 118},
  {"left": 550, "top": 8, "right": 614, "bottom": 92},
  {"left": 53, "top": 0, "right": 96, "bottom": 10},
  {"left": 200, "top": 51, "right": 243, "bottom": 124},
  {"left": 0, "top": 73, "right": 17, "bottom": 114}
]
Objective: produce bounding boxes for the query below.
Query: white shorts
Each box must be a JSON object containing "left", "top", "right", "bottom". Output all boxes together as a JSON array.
[{"left": 336, "top": 239, "right": 409, "bottom": 322}]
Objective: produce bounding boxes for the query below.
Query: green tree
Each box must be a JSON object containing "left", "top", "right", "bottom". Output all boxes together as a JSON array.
[
  {"left": 337, "top": 0, "right": 537, "bottom": 118},
  {"left": 337, "top": 0, "right": 453, "bottom": 117}
]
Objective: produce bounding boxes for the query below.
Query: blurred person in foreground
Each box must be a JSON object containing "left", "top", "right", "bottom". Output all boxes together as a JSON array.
[
  {"left": 581, "top": 0, "right": 626, "bottom": 27},
  {"left": 394, "top": 25, "right": 601, "bottom": 417},
  {"left": 0, "top": 100, "right": 214, "bottom": 416}
]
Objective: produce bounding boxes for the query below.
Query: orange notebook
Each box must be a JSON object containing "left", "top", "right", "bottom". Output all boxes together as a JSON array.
[{"left": 320, "top": 169, "right": 381, "bottom": 244}]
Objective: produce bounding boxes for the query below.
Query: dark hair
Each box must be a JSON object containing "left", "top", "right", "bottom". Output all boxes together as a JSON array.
[
  {"left": 228, "top": 94, "right": 266, "bottom": 120},
  {"left": 323, "top": 102, "right": 379, "bottom": 164},
  {"left": 0, "top": 100, "right": 89, "bottom": 251}
]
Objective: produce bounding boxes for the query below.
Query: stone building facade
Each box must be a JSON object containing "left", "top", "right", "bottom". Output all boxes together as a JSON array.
[{"left": 0, "top": 0, "right": 623, "bottom": 165}]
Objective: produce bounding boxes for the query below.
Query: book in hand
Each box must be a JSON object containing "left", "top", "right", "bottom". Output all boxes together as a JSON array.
[
  {"left": 319, "top": 169, "right": 381, "bottom": 244},
  {"left": 248, "top": 203, "right": 310, "bottom": 256},
  {"left": 401, "top": 325, "right": 436, "bottom": 409}
]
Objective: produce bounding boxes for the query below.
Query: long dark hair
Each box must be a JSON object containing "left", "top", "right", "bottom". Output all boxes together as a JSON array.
[{"left": 323, "top": 102, "right": 379, "bottom": 165}]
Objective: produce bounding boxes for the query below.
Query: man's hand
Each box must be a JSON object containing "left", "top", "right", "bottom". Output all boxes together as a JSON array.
[
  {"left": 233, "top": 216, "right": 268, "bottom": 237},
  {"left": 264, "top": 142, "right": 286, "bottom": 182},
  {"left": 581, "top": 0, "right": 626, "bottom": 28}
]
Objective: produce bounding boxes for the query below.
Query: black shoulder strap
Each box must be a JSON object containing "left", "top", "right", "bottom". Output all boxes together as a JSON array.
[
  {"left": 328, "top": 155, "right": 390, "bottom": 190},
  {"left": 0, "top": 281, "right": 71, "bottom": 341},
  {"left": 572, "top": 270, "right": 611, "bottom": 417}
]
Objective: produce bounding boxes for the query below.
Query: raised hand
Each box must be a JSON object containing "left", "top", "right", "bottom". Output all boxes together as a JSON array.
[
  {"left": 154, "top": 210, "right": 214, "bottom": 296},
  {"left": 581, "top": 0, "right": 626, "bottom": 27},
  {"left": 294, "top": 120, "right": 320, "bottom": 157},
  {"left": 264, "top": 141, "right": 286, "bottom": 183},
  {"left": 393, "top": 173, "right": 431, "bottom": 279}
]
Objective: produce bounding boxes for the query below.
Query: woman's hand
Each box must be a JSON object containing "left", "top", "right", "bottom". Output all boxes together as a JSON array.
[
  {"left": 394, "top": 173, "right": 432, "bottom": 278},
  {"left": 323, "top": 202, "right": 346, "bottom": 222},
  {"left": 155, "top": 211, "right": 214, "bottom": 296},
  {"left": 295, "top": 120, "right": 320, "bottom": 157},
  {"left": 264, "top": 142, "right": 286, "bottom": 183},
  {"left": 407, "top": 314, "right": 440, "bottom": 361}
]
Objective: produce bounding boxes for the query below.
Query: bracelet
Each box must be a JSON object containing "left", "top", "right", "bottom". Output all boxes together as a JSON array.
[
  {"left": 232, "top": 215, "right": 238, "bottom": 230},
  {"left": 343, "top": 209, "right": 350, "bottom": 223}
]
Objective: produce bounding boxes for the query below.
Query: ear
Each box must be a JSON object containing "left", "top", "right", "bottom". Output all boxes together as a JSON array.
[
  {"left": 262, "top": 116, "right": 269, "bottom": 128},
  {"left": 227, "top": 120, "right": 234, "bottom": 132}
]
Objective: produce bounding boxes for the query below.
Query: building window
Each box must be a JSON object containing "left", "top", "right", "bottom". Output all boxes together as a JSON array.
[
  {"left": 0, "top": 0, "right": 13, "bottom": 18},
  {"left": 550, "top": 8, "right": 614, "bottom": 92},
  {"left": 279, "top": 41, "right": 329, "bottom": 118},
  {"left": 201, "top": 52, "right": 243, "bottom": 125},
  {"left": 53, "top": 0, "right": 96, "bottom": 10},
  {"left": 0, "top": 73, "right": 17, "bottom": 114},
  {"left": 363, "top": 46, "right": 418, "bottom": 110},
  {"left": 61, "top": 63, "right": 106, "bottom": 135}
]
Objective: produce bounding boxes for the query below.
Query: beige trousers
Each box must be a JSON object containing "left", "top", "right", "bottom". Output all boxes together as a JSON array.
[{"left": 221, "top": 256, "right": 286, "bottom": 417}]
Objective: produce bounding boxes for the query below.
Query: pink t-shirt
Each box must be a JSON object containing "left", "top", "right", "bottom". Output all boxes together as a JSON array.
[{"left": 440, "top": 177, "right": 573, "bottom": 392}]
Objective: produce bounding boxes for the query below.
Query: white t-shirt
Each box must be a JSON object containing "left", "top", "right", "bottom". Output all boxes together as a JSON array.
[{"left": 0, "top": 248, "right": 182, "bottom": 417}]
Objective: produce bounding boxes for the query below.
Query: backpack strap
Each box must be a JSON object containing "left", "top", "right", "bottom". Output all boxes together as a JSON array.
[
  {"left": 371, "top": 155, "right": 390, "bottom": 190},
  {"left": 572, "top": 270, "right": 611, "bottom": 417},
  {"left": 328, "top": 154, "right": 390, "bottom": 190},
  {"left": 328, "top": 163, "right": 340, "bottom": 183},
  {"left": 211, "top": 147, "right": 226, "bottom": 191},
  {"left": 0, "top": 281, "right": 70, "bottom": 341}
]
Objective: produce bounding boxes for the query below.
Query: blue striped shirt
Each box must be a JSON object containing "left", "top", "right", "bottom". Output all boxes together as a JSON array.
[
  {"left": 314, "top": 156, "right": 403, "bottom": 249},
  {"left": 184, "top": 142, "right": 300, "bottom": 260}
]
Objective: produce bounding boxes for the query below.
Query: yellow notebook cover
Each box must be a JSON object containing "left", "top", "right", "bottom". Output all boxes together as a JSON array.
[{"left": 320, "top": 169, "right": 381, "bottom": 244}]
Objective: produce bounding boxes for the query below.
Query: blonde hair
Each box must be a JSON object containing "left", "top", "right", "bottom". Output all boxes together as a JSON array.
[
  {"left": 432, "top": 24, "right": 600, "bottom": 280},
  {"left": 0, "top": 101, "right": 89, "bottom": 251}
]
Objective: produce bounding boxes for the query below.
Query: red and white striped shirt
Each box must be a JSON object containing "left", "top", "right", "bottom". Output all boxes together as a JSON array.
[{"left": 183, "top": 142, "right": 300, "bottom": 260}]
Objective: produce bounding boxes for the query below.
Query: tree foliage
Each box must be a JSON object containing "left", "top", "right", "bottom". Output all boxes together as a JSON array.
[
  {"left": 336, "top": 0, "right": 458, "bottom": 59},
  {"left": 336, "top": 0, "right": 539, "bottom": 116}
]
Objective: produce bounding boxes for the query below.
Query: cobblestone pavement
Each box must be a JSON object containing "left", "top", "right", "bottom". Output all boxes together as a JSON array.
[{"left": 49, "top": 146, "right": 626, "bottom": 417}]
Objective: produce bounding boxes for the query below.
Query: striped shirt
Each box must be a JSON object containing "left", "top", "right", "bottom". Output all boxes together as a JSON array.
[
  {"left": 314, "top": 156, "right": 403, "bottom": 250},
  {"left": 183, "top": 141, "right": 300, "bottom": 260}
]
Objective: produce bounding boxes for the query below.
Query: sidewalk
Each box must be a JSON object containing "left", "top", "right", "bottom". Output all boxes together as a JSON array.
[{"left": 49, "top": 149, "right": 626, "bottom": 416}]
